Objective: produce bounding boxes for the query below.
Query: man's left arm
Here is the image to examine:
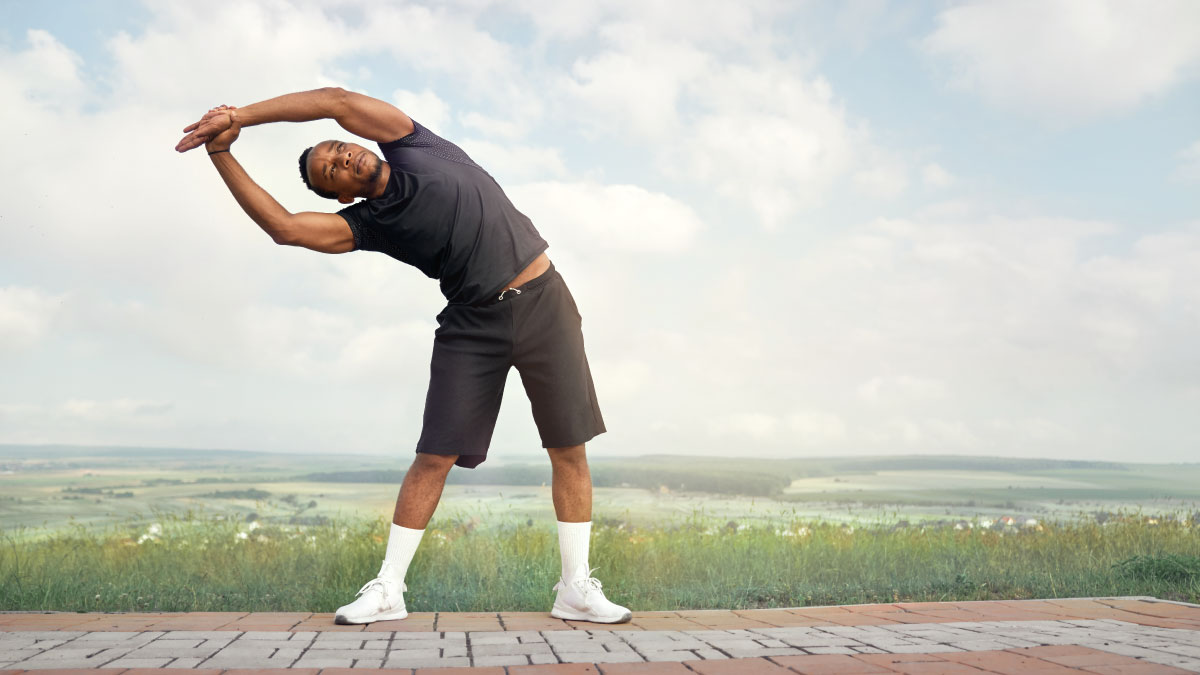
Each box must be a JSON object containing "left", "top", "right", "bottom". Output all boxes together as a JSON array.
[{"left": 175, "top": 87, "right": 414, "bottom": 152}]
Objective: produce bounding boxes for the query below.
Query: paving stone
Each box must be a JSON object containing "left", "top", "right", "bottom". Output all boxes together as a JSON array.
[
  {"left": 166, "top": 656, "right": 206, "bottom": 667},
  {"left": 144, "top": 630, "right": 243, "bottom": 641},
  {"left": 102, "top": 655, "right": 174, "bottom": 667},
  {"left": 694, "top": 648, "right": 728, "bottom": 659},
  {"left": 557, "top": 650, "right": 643, "bottom": 663},
  {"left": 310, "top": 637, "right": 390, "bottom": 649},
  {"left": 238, "top": 630, "right": 306, "bottom": 640},
  {"left": 529, "top": 653, "right": 559, "bottom": 664},
  {"left": 384, "top": 652, "right": 470, "bottom": 667},
  {"left": 292, "top": 652, "right": 359, "bottom": 667},
  {"left": 749, "top": 627, "right": 825, "bottom": 640},
  {"left": 0, "top": 635, "right": 73, "bottom": 650},
  {"left": 197, "top": 645, "right": 303, "bottom": 668},
  {"left": 8, "top": 646, "right": 135, "bottom": 668},
  {"left": 803, "top": 646, "right": 857, "bottom": 655},
  {"left": 118, "top": 644, "right": 226, "bottom": 660},
  {"left": 74, "top": 630, "right": 163, "bottom": 641},
  {"left": 469, "top": 632, "right": 521, "bottom": 645},
  {"left": 630, "top": 638, "right": 708, "bottom": 651},
  {"left": 1160, "top": 643, "right": 1200, "bottom": 658},
  {"left": 876, "top": 642, "right": 964, "bottom": 653},
  {"left": 641, "top": 650, "right": 700, "bottom": 661},
  {"left": 390, "top": 631, "right": 444, "bottom": 640},
  {"left": 0, "top": 631, "right": 86, "bottom": 640},
  {"left": 947, "top": 639, "right": 1022, "bottom": 650},
  {"left": 473, "top": 641, "right": 555, "bottom": 657},
  {"left": 472, "top": 653, "right": 532, "bottom": 666}
]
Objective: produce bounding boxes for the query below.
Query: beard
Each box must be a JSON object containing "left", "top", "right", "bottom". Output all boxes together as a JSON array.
[{"left": 368, "top": 154, "right": 384, "bottom": 184}]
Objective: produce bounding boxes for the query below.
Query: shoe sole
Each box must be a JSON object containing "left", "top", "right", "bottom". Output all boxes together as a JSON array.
[
  {"left": 334, "top": 608, "right": 408, "bottom": 625},
  {"left": 551, "top": 606, "right": 633, "bottom": 624}
]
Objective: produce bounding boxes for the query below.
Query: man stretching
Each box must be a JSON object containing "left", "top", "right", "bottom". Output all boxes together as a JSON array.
[{"left": 175, "top": 87, "right": 630, "bottom": 624}]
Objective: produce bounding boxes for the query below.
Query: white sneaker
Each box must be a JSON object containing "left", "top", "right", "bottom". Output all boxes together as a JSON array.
[
  {"left": 550, "top": 566, "right": 632, "bottom": 623},
  {"left": 334, "top": 562, "right": 409, "bottom": 624}
]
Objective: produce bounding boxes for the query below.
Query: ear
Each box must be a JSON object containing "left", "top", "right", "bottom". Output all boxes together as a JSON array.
[{"left": 338, "top": 194, "right": 355, "bottom": 204}]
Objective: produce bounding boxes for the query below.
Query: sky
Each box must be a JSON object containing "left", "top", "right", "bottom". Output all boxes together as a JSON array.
[{"left": 1, "top": 0, "right": 1198, "bottom": 463}]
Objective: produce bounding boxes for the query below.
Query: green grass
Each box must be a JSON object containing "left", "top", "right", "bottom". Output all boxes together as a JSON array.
[{"left": 2, "top": 508, "right": 1198, "bottom": 613}]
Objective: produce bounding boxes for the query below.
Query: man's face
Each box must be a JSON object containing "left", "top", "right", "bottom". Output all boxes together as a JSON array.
[{"left": 307, "top": 139, "right": 385, "bottom": 203}]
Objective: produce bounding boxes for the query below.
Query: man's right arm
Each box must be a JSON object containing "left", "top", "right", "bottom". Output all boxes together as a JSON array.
[{"left": 211, "top": 152, "right": 354, "bottom": 254}]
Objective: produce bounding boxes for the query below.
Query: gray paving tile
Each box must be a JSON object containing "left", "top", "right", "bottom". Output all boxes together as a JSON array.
[
  {"left": 472, "top": 641, "right": 554, "bottom": 657},
  {"left": 472, "top": 653, "right": 532, "bottom": 666},
  {"left": 557, "top": 650, "right": 643, "bottom": 663},
  {"left": 384, "top": 653, "right": 469, "bottom": 667}
]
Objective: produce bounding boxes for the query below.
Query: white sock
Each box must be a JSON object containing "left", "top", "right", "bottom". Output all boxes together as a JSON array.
[
  {"left": 380, "top": 523, "right": 425, "bottom": 585},
  {"left": 557, "top": 520, "right": 592, "bottom": 580}
]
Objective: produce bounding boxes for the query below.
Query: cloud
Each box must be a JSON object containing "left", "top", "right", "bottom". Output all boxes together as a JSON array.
[
  {"left": 708, "top": 412, "right": 779, "bottom": 440},
  {"left": 0, "top": 287, "right": 65, "bottom": 353},
  {"left": 921, "top": 163, "right": 954, "bottom": 189},
  {"left": 507, "top": 181, "right": 703, "bottom": 254},
  {"left": 1173, "top": 140, "right": 1200, "bottom": 184},
  {"left": 922, "top": 0, "right": 1200, "bottom": 122},
  {"left": 456, "top": 139, "right": 567, "bottom": 183},
  {"left": 392, "top": 88, "right": 452, "bottom": 135},
  {"left": 63, "top": 398, "right": 174, "bottom": 421}
]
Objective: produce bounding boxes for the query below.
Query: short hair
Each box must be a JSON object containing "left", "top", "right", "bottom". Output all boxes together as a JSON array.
[{"left": 298, "top": 146, "right": 337, "bottom": 199}]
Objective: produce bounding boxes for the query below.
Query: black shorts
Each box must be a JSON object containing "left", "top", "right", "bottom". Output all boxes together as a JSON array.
[{"left": 415, "top": 262, "right": 606, "bottom": 468}]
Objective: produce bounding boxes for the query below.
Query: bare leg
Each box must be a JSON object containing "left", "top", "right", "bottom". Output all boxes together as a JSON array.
[
  {"left": 547, "top": 444, "right": 592, "bottom": 522},
  {"left": 392, "top": 453, "right": 458, "bottom": 529}
]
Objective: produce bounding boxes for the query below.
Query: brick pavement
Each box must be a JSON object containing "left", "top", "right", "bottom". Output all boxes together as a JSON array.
[{"left": 0, "top": 596, "right": 1198, "bottom": 672}]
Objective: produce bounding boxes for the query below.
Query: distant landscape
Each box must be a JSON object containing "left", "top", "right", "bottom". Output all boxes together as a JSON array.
[
  {"left": 3, "top": 444, "right": 1199, "bottom": 540},
  {"left": 3, "top": 444, "right": 1199, "bottom": 612}
]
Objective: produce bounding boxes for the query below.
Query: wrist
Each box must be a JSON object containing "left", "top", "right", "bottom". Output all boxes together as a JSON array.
[{"left": 208, "top": 148, "right": 230, "bottom": 156}]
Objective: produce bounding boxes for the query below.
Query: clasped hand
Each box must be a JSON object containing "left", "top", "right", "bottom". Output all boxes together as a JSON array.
[{"left": 175, "top": 105, "right": 240, "bottom": 153}]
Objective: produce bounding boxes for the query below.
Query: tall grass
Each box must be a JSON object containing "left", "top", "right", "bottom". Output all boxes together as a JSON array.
[{"left": 2, "top": 509, "right": 1197, "bottom": 613}]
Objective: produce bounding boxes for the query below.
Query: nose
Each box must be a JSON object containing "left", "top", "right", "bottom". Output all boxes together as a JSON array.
[{"left": 343, "top": 151, "right": 352, "bottom": 167}]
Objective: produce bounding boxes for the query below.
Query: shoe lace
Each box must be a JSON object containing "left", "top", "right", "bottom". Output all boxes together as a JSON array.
[
  {"left": 356, "top": 562, "right": 406, "bottom": 601},
  {"left": 355, "top": 577, "right": 390, "bottom": 601},
  {"left": 571, "top": 566, "right": 603, "bottom": 596}
]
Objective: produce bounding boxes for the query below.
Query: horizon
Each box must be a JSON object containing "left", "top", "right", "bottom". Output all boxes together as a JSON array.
[{"left": 3, "top": 441, "right": 1197, "bottom": 468}]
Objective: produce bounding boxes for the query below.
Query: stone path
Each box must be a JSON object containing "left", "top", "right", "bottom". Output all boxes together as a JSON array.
[{"left": 2, "top": 596, "right": 1200, "bottom": 673}]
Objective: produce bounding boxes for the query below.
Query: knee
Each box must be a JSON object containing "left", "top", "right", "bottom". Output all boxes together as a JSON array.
[
  {"left": 548, "top": 444, "right": 587, "bottom": 467},
  {"left": 413, "top": 452, "right": 458, "bottom": 473}
]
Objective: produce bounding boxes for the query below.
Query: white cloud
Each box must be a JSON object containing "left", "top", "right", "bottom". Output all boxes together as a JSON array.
[
  {"left": 786, "top": 411, "right": 848, "bottom": 445},
  {"left": 0, "top": 287, "right": 65, "bottom": 353},
  {"left": 457, "top": 139, "right": 567, "bottom": 183},
  {"left": 0, "top": 29, "right": 87, "bottom": 107},
  {"left": 63, "top": 399, "right": 174, "bottom": 421},
  {"left": 922, "top": 0, "right": 1200, "bottom": 122},
  {"left": 1173, "top": 140, "right": 1200, "bottom": 184},
  {"left": 392, "top": 88, "right": 452, "bottom": 135},
  {"left": 459, "top": 112, "right": 522, "bottom": 140},
  {"left": 708, "top": 412, "right": 779, "bottom": 440},
  {"left": 507, "top": 182, "right": 703, "bottom": 253},
  {"left": 858, "top": 376, "right": 947, "bottom": 403},
  {"left": 921, "top": 163, "right": 954, "bottom": 189}
]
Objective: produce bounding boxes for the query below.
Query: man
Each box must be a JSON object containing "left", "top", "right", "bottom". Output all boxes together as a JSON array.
[{"left": 175, "top": 87, "right": 630, "bottom": 625}]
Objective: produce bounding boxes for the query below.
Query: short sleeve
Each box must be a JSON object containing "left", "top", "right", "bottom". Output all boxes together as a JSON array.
[{"left": 337, "top": 201, "right": 371, "bottom": 251}]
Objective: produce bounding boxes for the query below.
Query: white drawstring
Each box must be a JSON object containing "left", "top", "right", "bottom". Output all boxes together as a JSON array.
[{"left": 498, "top": 287, "right": 522, "bottom": 301}]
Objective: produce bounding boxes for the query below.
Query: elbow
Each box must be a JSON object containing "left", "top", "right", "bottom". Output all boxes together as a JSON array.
[
  {"left": 271, "top": 230, "right": 298, "bottom": 246},
  {"left": 321, "top": 87, "right": 349, "bottom": 114},
  {"left": 268, "top": 218, "right": 298, "bottom": 246}
]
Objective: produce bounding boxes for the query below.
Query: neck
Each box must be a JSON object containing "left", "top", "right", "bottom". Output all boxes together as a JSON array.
[{"left": 368, "top": 162, "right": 391, "bottom": 199}]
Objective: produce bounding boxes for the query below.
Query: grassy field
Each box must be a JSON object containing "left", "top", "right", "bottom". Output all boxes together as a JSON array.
[
  {"left": 3, "top": 446, "right": 1199, "bottom": 612},
  {"left": 2, "top": 508, "right": 1198, "bottom": 613}
]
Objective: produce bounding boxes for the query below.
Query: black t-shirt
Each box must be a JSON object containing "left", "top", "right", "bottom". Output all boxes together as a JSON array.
[{"left": 337, "top": 120, "right": 549, "bottom": 305}]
